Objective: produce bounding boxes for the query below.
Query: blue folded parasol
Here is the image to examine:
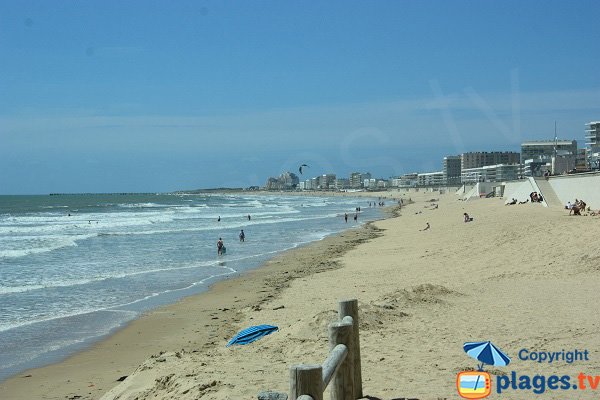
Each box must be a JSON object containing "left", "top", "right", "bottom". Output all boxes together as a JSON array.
[{"left": 226, "top": 324, "right": 279, "bottom": 347}]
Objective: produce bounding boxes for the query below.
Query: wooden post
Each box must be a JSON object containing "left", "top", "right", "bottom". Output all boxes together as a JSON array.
[
  {"left": 328, "top": 318, "right": 354, "bottom": 400},
  {"left": 339, "top": 299, "right": 362, "bottom": 399},
  {"left": 290, "top": 364, "right": 323, "bottom": 400}
]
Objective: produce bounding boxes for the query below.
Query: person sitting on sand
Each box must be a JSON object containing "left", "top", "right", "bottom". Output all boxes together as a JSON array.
[
  {"left": 420, "top": 222, "right": 430, "bottom": 231},
  {"left": 506, "top": 198, "right": 517, "bottom": 205},
  {"left": 570, "top": 205, "right": 582, "bottom": 216},
  {"left": 463, "top": 213, "right": 473, "bottom": 223},
  {"left": 570, "top": 199, "right": 587, "bottom": 216}
]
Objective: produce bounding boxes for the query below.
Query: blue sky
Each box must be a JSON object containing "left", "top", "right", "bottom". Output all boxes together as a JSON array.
[{"left": 1, "top": 0, "right": 599, "bottom": 194}]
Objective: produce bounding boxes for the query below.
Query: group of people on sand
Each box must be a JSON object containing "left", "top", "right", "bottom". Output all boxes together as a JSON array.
[
  {"left": 506, "top": 198, "right": 531, "bottom": 205},
  {"left": 529, "top": 192, "right": 544, "bottom": 203},
  {"left": 566, "top": 199, "right": 587, "bottom": 216}
]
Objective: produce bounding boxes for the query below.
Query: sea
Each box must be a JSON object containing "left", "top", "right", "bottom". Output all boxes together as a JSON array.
[{"left": 0, "top": 193, "right": 382, "bottom": 382}]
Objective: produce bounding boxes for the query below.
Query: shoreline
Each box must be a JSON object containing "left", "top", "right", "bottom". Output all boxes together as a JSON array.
[
  {"left": 0, "top": 201, "right": 390, "bottom": 400},
  {"left": 5, "top": 189, "right": 599, "bottom": 399}
]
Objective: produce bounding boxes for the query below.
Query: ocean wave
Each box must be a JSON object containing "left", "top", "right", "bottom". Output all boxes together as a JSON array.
[
  {"left": 117, "top": 202, "right": 180, "bottom": 208},
  {"left": 0, "top": 234, "right": 96, "bottom": 259},
  {"left": 0, "top": 259, "right": 235, "bottom": 295}
]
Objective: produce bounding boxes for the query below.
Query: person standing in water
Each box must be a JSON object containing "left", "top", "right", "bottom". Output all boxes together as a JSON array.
[
  {"left": 217, "top": 237, "right": 224, "bottom": 255},
  {"left": 239, "top": 229, "right": 245, "bottom": 242}
]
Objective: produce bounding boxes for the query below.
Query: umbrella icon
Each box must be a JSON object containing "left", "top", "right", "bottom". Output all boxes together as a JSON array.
[
  {"left": 463, "top": 341, "right": 510, "bottom": 396},
  {"left": 463, "top": 341, "right": 511, "bottom": 370},
  {"left": 226, "top": 324, "right": 278, "bottom": 347}
]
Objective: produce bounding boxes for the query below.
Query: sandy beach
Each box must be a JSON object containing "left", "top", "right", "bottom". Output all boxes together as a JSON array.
[{"left": 2, "top": 191, "right": 600, "bottom": 400}]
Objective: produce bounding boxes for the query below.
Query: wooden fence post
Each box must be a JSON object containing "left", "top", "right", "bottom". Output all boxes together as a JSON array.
[
  {"left": 328, "top": 317, "right": 354, "bottom": 400},
  {"left": 338, "top": 299, "right": 362, "bottom": 399},
  {"left": 290, "top": 364, "right": 323, "bottom": 400}
]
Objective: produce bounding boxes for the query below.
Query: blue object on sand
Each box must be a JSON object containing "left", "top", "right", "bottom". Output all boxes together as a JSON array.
[
  {"left": 226, "top": 325, "right": 279, "bottom": 347},
  {"left": 463, "top": 341, "right": 511, "bottom": 367}
]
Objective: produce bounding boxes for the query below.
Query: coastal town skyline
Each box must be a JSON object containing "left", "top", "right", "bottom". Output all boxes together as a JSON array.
[
  {"left": 264, "top": 121, "right": 599, "bottom": 191},
  {"left": 2, "top": 1, "right": 599, "bottom": 194}
]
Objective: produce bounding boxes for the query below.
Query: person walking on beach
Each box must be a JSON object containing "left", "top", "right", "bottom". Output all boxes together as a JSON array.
[
  {"left": 239, "top": 229, "right": 245, "bottom": 242},
  {"left": 217, "top": 238, "right": 224, "bottom": 255},
  {"left": 344, "top": 213, "right": 348, "bottom": 223}
]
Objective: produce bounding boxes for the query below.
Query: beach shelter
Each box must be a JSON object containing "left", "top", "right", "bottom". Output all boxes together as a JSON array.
[
  {"left": 463, "top": 341, "right": 511, "bottom": 369},
  {"left": 226, "top": 325, "right": 278, "bottom": 347}
]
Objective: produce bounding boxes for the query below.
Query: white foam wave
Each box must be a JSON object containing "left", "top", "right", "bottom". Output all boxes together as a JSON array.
[
  {"left": 0, "top": 258, "right": 234, "bottom": 295},
  {"left": 0, "top": 234, "right": 95, "bottom": 259}
]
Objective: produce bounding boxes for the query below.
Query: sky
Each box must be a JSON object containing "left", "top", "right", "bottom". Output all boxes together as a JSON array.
[{"left": 1, "top": 0, "right": 599, "bottom": 194}]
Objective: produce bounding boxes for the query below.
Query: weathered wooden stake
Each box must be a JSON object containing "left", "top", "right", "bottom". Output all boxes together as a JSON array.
[
  {"left": 338, "top": 299, "right": 362, "bottom": 399},
  {"left": 290, "top": 364, "right": 323, "bottom": 400},
  {"left": 328, "top": 317, "right": 354, "bottom": 400}
]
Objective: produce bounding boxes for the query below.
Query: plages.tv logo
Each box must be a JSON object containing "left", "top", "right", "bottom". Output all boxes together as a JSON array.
[{"left": 457, "top": 341, "right": 511, "bottom": 399}]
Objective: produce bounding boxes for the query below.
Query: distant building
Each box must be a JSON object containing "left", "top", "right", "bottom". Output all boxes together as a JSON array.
[
  {"left": 461, "top": 151, "right": 520, "bottom": 170},
  {"left": 398, "top": 173, "right": 418, "bottom": 188},
  {"left": 376, "top": 179, "right": 389, "bottom": 189},
  {"left": 265, "top": 171, "right": 299, "bottom": 190},
  {"left": 520, "top": 140, "right": 577, "bottom": 163},
  {"left": 585, "top": 121, "right": 600, "bottom": 169},
  {"left": 443, "top": 155, "right": 462, "bottom": 185},
  {"left": 319, "top": 174, "right": 336, "bottom": 190},
  {"left": 350, "top": 172, "right": 371, "bottom": 188},
  {"left": 576, "top": 148, "right": 588, "bottom": 171},
  {"left": 552, "top": 154, "right": 576, "bottom": 175},
  {"left": 417, "top": 171, "right": 444, "bottom": 186},
  {"left": 264, "top": 177, "right": 281, "bottom": 190},
  {"left": 280, "top": 172, "right": 299, "bottom": 188},
  {"left": 461, "top": 164, "right": 521, "bottom": 184},
  {"left": 335, "top": 178, "right": 350, "bottom": 190},
  {"left": 585, "top": 121, "right": 600, "bottom": 153},
  {"left": 523, "top": 159, "right": 550, "bottom": 177}
]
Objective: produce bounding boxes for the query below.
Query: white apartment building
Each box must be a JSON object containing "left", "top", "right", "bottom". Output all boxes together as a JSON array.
[
  {"left": 417, "top": 171, "right": 444, "bottom": 186},
  {"left": 585, "top": 121, "right": 600, "bottom": 169},
  {"left": 461, "top": 164, "right": 521, "bottom": 184}
]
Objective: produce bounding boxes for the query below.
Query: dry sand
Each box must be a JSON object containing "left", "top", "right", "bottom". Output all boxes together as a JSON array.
[{"left": 2, "top": 191, "right": 599, "bottom": 400}]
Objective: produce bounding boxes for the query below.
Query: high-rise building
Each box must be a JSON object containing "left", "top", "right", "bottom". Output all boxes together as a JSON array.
[
  {"left": 461, "top": 151, "right": 520, "bottom": 170},
  {"left": 319, "top": 174, "right": 336, "bottom": 189},
  {"left": 585, "top": 121, "right": 600, "bottom": 169},
  {"left": 585, "top": 121, "right": 600, "bottom": 151},
  {"left": 349, "top": 172, "right": 371, "bottom": 188},
  {"left": 443, "top": 156, "right": 462, "bottom": 185}
]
